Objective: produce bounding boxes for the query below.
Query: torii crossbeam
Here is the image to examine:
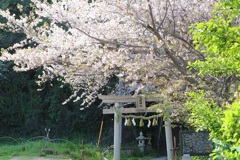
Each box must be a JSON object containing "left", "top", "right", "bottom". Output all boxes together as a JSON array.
[{"left": 98, "top": 94, "right": 158, "bottom": 114}]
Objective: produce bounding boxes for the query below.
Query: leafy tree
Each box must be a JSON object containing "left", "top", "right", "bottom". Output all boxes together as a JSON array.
[
  {"left": 186, "top": 90, "right": 240, "bottom": 159},
  {"left": 190, "top": 0, "right": 240, "bottom": 76},
  {"left": 187, "top": 0, "right": 240, "bottom": 159}
]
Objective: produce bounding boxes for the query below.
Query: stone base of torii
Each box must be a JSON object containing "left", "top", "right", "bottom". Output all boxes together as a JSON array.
[{"left": 98, "top": 94, "right": 173, "bottom": 160}]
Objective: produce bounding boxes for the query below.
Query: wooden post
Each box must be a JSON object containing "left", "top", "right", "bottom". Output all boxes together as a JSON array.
[
  {"left": 165, "top": 120, "right": 173, "bottom": 160},
  {"left": 97, "top": 118, "right": 104, "bottom": 147},
  {"left": 174, "top": 136, "right": 177, "bottom": 160},
  {"left": 82, "top": 139, "right": 84, "bottom": 160},
  {"left": 114, "top": 102, "right": 121, "bottom": 160},
  {"left": 99, "top": 148, "right": 102, "bottom": 160}
]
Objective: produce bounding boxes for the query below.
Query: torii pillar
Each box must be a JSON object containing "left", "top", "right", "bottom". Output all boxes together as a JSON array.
[
  {"left": 165, "top": 120, "right": 173, "bottom": 160},
  {"left": 114, "top": 102, "right": 121, "bottom": 160},
  {"left": 98, "top": 94, "right": 173, "bottom": 160}
]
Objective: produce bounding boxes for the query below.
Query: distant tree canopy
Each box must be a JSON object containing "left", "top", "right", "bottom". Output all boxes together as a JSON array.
[
  {"left": 0, "top": 63, "right": 105, "bottom": 138},
  {"left": 0, "top": 0, "right": 31, "bottom": 48}
]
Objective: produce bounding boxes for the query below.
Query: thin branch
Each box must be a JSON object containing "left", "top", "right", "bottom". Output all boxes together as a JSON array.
[
  {"left": 169, "top": 32, "right": 205, "bottom": 60},
  {"left": 158, "top": 0, "right": 169, "bottom": 30},
  {"left": 168, "top": 0, "right": 176, "bottom": 34},
  {"left": 148, "top": 0, "right": 157, "bottom": 32}
]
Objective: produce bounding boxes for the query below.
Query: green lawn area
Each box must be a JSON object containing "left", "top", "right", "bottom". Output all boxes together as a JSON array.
[{"left": 0, "top": 137, "right": 159, "bottom": 160}]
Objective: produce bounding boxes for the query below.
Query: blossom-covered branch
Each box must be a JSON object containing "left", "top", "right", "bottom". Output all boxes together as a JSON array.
[{"left": 0, "top": 0, "right": 217, "bottom": 109}]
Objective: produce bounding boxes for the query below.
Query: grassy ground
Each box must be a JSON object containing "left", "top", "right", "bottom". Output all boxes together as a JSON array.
[
  {"left": 0, "top": 139, "right": 78, "bottom": 160},
  {"left": 0, "top": 137, "right": 159, "bottom": 160}
]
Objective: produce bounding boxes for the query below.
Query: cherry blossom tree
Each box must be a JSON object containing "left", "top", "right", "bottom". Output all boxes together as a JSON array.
[{"left": 0, "top": 0, "right": 219, "bottom": 114}]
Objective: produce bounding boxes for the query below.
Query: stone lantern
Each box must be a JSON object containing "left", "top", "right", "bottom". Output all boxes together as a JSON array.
[{"left": 136, "top": 131, "right": 146, "bottom": 152}]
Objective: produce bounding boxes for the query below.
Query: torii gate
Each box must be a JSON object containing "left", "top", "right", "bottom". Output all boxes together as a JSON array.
[{"left": 98, "top": 94, "right": 173, "bottom": 160}]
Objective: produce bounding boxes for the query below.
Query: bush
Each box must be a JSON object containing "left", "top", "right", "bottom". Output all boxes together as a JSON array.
[{"left": 186, "top": 91, "right": 240, "bottom": 159}]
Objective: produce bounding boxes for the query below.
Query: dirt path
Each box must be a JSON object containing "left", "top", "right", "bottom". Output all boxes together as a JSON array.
[{"left": 10, "top": 156, "right": 71, "bottom": 160}]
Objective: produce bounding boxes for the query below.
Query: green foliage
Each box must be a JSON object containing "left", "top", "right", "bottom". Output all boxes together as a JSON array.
[
  {"left": 189, "top": 0, "right": 240, "bottom": 76},
  {"left": 0, "top": 0, "right": 31, "bottom": 10},
  {"left": 188, "top": 1, "right": 240, "bottom": 158},
  {"left": 186, "top": 90, "right": 240, "bottom": 159},
  {"left": 0, "top": 63, "right": 103, "bottom": 138},
  {"left": 0, "top": 31, "right": 26, "bottom": 48},
  {"left": 191, "top": 156, "right": 209, "bottom": 160},
  {"left": 186, "top": 91, "right": 223, "bottom": 133},
  {"left": 0, "top": 0, "right": 31, "bottom": 49},
  {"left": 212, "top": 93, "right": 240, "bottom": 159}
]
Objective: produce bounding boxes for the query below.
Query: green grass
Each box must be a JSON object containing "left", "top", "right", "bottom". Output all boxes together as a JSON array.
[
  {"left": 0, "top": 138, "right": 101, "bottom": 160},
  {"left": 0, "top": 137, "right": 160, "bottom": 160}
]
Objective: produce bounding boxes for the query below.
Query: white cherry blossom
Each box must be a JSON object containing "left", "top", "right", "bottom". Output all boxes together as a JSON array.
[{"left": 0, "top": 0, "right": 217, "bottom": 110}]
